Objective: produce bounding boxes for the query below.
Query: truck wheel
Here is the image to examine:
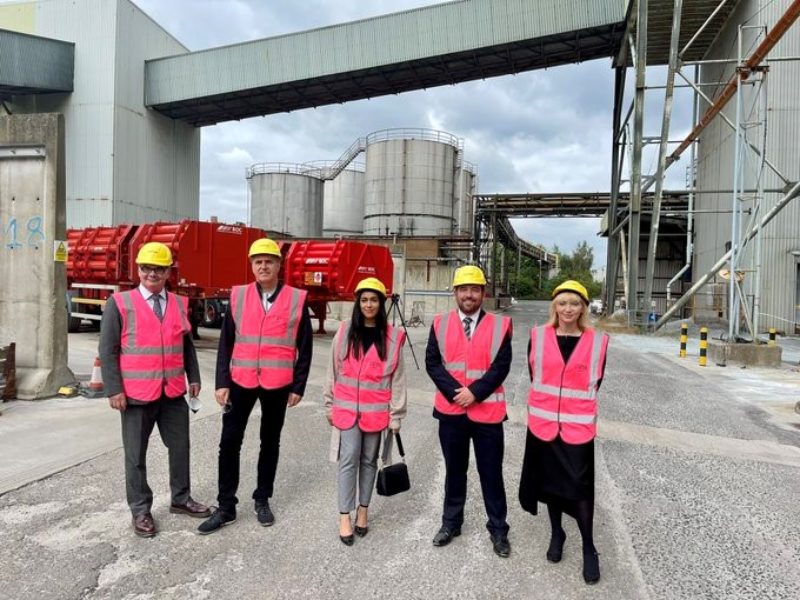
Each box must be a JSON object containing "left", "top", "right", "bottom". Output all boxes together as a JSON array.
[
  {"left": 68, "top": 315, "right": 81, "bottom": 333},
  {"left": 203, "top": 302, "right": 218, "bottom": 327}
]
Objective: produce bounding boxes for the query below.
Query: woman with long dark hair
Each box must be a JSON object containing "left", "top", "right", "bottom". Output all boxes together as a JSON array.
[
  {"left": 323, "top": 278, "right": 407, "bottom": 545},
  {"left": 519, "top": 280, "right": 609, "bottom": 584}
]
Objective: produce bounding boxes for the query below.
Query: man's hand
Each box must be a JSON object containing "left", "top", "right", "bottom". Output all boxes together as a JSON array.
[
  {"left": 215, "top": 388, "right": 230, "bottom": 407},
  {"left": 453, "top": 386, "right": 476, "bottom": 408},
  {"left": 189, "top": 383, "right": 201, "bottom": 398},
  {"left": 288, "top": 393, "right": 302, "bottom": 407},
  {"left": 109, "top": 392, "right": 127, "bottom": 412}
]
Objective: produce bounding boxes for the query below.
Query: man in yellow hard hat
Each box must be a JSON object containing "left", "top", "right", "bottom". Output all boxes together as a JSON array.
[
  {"left": 199, "top": 238, "right": 312, "bottom": 534},
  {"left": 99, "top": 241, "right": 210, "bottom": 538},
  {"left": 425, "top": 264, "right": 513, "bottom": 557}
]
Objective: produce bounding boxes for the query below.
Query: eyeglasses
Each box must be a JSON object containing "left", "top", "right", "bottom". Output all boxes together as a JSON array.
[{"left": 139, "top": 265, "right": 168, "bottom": 275}]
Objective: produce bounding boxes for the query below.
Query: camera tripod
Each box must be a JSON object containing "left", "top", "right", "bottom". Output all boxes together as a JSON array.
[{"left": 386, "top": 293, "right": 419, "bottom": 369}]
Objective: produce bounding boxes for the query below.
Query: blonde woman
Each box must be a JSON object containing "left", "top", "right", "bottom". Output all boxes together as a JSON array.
[
  {"left": 519, "top": 280, "right": 609, "bottom": 584},
  {"left": 323, "top": 278, "right": 407, "bottom": 545}
]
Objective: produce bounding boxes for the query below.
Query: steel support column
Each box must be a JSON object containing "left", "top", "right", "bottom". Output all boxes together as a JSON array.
[
  {"left": 643, "top": 0, "right": 683, "bottom": 321},
  {"left": 605, "top": 66, "right": 626, "bottom": 313},
  {"left": 628, "top": 0, "right": 648, "bottom": 323}
]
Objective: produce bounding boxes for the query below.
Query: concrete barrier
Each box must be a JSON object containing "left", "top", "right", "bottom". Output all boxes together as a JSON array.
[
  {"left": 0, "top": 114, "right": 74, "bottom": 398},
  {"left": 708, "top": 340, "right": 782, "bottom": 368}
]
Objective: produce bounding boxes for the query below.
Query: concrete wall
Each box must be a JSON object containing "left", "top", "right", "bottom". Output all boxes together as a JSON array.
[
  {"left": 1, "top": 0, "right": 200, "bottom": 228},
  {"left": 0, "top": 113, "right": 73, "bottom": 398}
]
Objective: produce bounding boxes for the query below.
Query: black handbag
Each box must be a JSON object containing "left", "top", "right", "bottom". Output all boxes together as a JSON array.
[{"left": 376, "top": 431, "right": 410, "bottom": 496}]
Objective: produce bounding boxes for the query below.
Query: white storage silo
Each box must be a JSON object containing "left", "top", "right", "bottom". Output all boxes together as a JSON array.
[
  {"left": 363, "top": 129, "right": 459, "bottom": 237},
  {"left": 313, "top": 163, "right": 365, "bottom": 237},
  {"left": 247, "top": 163, "right": 323, "bottom": 237}
]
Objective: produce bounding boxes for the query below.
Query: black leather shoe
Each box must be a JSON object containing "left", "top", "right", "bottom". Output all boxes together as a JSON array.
[
  {"left": 546, "top": 528, "right": 566, "bottom": 563},
  {"left": 197, "top": 509, "right": 236, "bottom": 535},
  {"left": 432, "top": 526, "right": 461, "bottom": 547},
  {"left": 340, "top": 533, "right": 355, "bottom": 546},
  {"left": 583, "top": 551, "right": 600, "bottom": 584},
  {"left": 254, "top": 500, "right": 275, "bottom": 527},
  {"left": 491, "top": 534, "right": 511, "bottom": 558}
]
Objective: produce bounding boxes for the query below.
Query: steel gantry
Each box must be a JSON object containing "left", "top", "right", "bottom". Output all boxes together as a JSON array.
[{"left": 605, "top": 0, "right": 800, "bottom": 332}]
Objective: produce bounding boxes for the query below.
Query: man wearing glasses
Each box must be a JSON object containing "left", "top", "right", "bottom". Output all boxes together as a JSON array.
[{"left": 100, "top": 242, "right": 210, "bottom": 538}]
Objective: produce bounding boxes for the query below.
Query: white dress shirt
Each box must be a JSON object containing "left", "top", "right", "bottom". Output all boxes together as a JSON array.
[
  {"left": 457, "top": 308, "right": 480, "bottom": 338},
  {"left": 138, "top": 284, "right": 167, "bottom": 314}
]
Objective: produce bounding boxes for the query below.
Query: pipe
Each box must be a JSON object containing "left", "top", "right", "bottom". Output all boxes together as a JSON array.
[
  {"left": 669, "top": 0, "right": 800, "bottom": 165},
  {"left": 655, "top": 180, "right": 800, "bottom": 329}
]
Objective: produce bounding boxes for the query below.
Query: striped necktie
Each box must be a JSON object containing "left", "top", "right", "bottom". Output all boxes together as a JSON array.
[{"left": 462, "top": 316, "right": 472, "bottom": 340}]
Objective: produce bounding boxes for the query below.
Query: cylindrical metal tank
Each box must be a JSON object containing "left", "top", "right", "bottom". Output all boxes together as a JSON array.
[
  {"left": 363, "top": 129, "right": 459, "bottom": 237},
  {"left": 453, "top": 161, "right": 477, "bottom": 235},
  {"left": 247, "top": 163, "right": 323, "bottom": 237},
  {"left": 301, "top": 161, "right": 365, "bottom": 237}
]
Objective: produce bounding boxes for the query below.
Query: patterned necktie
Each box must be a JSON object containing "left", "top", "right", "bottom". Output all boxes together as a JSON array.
[
  {"left": 152, "top": 295, "right": 163, "bottom": 321},
  {"left": 462, "top": 316, "right": 472, "bottom": 340}
]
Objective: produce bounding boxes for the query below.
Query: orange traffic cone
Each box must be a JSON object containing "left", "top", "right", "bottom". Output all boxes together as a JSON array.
[{"left": 89, "top": 356, "right": 104, "bottom": 392}]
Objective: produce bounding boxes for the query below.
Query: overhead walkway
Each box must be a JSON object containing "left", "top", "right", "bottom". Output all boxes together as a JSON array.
[
  {"left": 144, "top": 0, "right": 627, "bottom": 126},
  {"left": 475, "top": 191, "right": 689, "bottom": 218},
  {"left": 0, "top": 29, "right": 73, "bottom": 95}
]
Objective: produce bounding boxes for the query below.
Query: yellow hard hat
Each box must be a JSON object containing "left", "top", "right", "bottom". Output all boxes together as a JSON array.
[
  {"left": 248, "top": 238, "right": 281, "bottom": 258},
  {"left": 452, "top": 265, "right": 487, "bottom": 288},
  {"left": 136, "top": 242, "right": 173, "bottom": 267},
  {"left": 551, "top": 280, "right": 589, "bottom": 303},
  {"left": 354, "top": 277, "right": 387, "bottom": 297}
]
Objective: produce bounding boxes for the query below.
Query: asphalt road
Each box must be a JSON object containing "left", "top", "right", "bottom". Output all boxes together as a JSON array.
[{"left": 1, "top": 300, "right": 798, "bottom": 600}]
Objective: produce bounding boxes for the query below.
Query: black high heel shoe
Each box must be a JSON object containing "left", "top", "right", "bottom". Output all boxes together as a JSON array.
[
  {"left": 354, "top": 505, "right": 369, "bottom": 537},
  {"left": 546, "top": 528, "right": 566, "bottom": 563},
  {"left": 339, "top": 533, "right": 354, "bottom": 546}
]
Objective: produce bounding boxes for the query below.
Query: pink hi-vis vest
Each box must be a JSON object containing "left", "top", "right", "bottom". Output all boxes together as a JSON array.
[
  {"left": 229, "top": 283, "right": 307, "bottom": 390},
  {"left": 331, "top": 321, "right": 406, "bottom": 432},
  {"left": 433, "top": 310, "right": 511, "bottom": 424},
  {"left": 116, "top": 289, "right": 190, "bottom": 402},
  {"left": 527, "top": 325, "right": 609, "bottom": 444}
]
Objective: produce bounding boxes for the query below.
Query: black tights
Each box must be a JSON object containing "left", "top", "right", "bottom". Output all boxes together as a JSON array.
[{"left": 547, "top": 499, "right": 595, "bottom": 554}]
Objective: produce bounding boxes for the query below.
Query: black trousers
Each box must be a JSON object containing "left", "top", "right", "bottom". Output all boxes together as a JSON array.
[
  {"left": 121, "top": 394, "right": 190, "bottom": 517},
  {"left": 217, "top": 382, "right": 289, "bottom": 514},
  {"left": 438, "top": 417, "right": 509, "bottom": 537}
]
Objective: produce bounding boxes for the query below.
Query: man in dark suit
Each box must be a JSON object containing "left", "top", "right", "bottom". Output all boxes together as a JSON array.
[{"left": 425, "top": 265, "right": 513, "bottom": 557}]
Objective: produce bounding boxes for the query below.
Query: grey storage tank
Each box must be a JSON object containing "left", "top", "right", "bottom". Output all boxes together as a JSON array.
[
  {"left": 363, "top": 129, "right": 460, "bottom": 237},
  {"left": 302, "top": 161, "right": 366, "bottom": 237},
  {"left": 247, "top": 163, "right": 323, "bottom": 237}
]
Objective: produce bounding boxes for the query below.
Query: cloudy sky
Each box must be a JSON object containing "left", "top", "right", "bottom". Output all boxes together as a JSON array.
[{"left": 135, "top": 0, "right": 696, "bottom": 268}]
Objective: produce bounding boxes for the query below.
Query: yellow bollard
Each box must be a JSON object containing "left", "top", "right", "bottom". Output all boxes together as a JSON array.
[
  {"left": 768, "top": 328, "right": 777, "bottom": 346},
  {"left": 679, "top": 323, "right": 688, "bottom": 358},
  {"left": 699, "top": 327, "right": 708, "bottom": 367}
]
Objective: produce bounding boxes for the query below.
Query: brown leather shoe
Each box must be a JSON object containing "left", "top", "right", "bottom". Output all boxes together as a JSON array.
[
  {"left": 132, "top": 513, "right": 157, "bottom": 537},
  {"left": 170, "top": 498, "right": 211, "bottom": 518}
]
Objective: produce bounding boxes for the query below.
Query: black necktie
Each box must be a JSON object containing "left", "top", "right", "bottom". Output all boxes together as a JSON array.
[
  {"left": 462, "top": 316, "right": 472, "bottom": 340},
  {"left": 152, "top": 295, "right": 163, "bottom": 321}
]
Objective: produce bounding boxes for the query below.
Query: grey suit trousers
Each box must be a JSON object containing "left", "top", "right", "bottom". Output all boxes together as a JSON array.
[
  {"left": 337, "top": 426, "right": 381, "bottom": 513},
  {"left": 121, "top": 395, "right": 190, "bottom": 516}
]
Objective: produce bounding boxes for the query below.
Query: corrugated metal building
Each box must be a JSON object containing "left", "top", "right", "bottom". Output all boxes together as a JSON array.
[
  {"left": 693, "top": 0, "right": 800, "bottom": 333},
  {"left": 0, "top": 0, "right": 199, "bottom": 227}
]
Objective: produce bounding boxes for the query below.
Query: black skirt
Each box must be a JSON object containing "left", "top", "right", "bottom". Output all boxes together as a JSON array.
[{"left": 518, "top": 429, "right": 595, "bottom": 515}]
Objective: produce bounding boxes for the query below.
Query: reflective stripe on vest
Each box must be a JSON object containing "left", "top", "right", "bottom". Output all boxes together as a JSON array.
[
  {"left": 117, "top": 289, "right": 189, "bottom": 402},
  {"left": 331, "top": 320, "right": 405, "bottom": 433},
  {"left": 433, "top": 310, "right": 510, "bottom": 423},
  {"left": 527, "top": 325, "right": 609, "bottom": 444},
  {"left": 229, "top": 283, "right": 307, "bottom": 390}
]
